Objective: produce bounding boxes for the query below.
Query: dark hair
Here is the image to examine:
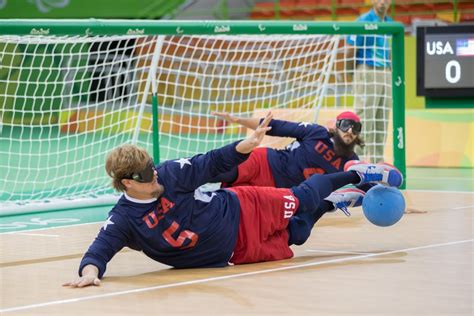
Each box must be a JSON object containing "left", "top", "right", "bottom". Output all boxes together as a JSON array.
[{"left": 328, "top": 129, "right": 365, "bottom": 158}]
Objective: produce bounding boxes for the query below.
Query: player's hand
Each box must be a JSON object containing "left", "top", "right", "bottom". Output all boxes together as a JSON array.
[
  {"left": 252, "top": 111, "right": 273, "bottom": 145},
  {"left": 63, "top": 275, "right": 101, "bottom": 288},
  {"left": 236, "top": 112, "right": 273, "bottom": 154},
  {"left": 63, "top": 264, "right": 100, "bottom": 288},
  {"left": 212, "top": 111, "right": 238, "bottom": 124}
]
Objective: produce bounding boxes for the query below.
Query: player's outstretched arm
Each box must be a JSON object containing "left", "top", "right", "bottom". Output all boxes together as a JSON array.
[
  {"left": 213, "top": 111, "right": 262, "bottom": 130},
  {"left": 163, "top": 112, "right": 272, "bottom": 190},
  {"left": 63, "top": 264, "right": 100, "bottom": 288},
  {"left": 236, "top": 112, "right": 272, "bottom": 154}
]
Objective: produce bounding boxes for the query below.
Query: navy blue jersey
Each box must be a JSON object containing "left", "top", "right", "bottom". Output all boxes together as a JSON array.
[
  {"left": 265, "top": 119, "right": 359, "bottom": 188},
  {"left": 79, "top": 142, "right": 249, "bottom": 278}
]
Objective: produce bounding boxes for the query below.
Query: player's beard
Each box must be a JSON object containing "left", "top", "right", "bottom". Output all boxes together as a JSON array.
[
  {"left": 151, "top": 184, "right": 164, "bottom": 199},
  {"left": 332, "top": 132, "right": 356, "bottom": 158},
  {"left": 151, "top": 189, "right": 161, "bottom": 199}
]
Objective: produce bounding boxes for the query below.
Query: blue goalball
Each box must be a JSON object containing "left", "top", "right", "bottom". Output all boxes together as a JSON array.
[{"left": 362, "top": 185, "right": 405, "bottom": 227}]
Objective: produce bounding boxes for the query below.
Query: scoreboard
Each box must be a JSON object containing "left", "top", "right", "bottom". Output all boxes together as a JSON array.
[{"left": 417, "top": 24, "right": 474, "bottom": 98}]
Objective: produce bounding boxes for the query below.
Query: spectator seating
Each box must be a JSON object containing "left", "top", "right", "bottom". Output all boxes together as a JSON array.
[{"left": 249, "top": 1, "right": 473, "bottom": 24}]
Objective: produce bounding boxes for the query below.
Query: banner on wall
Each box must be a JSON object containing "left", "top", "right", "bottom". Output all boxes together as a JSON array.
[{"left": 0, "top": 0, "right": 185, "bottom": 18}]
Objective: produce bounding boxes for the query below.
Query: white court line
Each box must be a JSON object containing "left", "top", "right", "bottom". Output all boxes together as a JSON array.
[
  {"left": 0, "top": 221, "right": 103, "bottom": 235},
  {"left": 1, "top": 238, "right": 472, "bottom": 314},
  {"left": 15, "top": 233, "right": 60, "bottom": 237},
  {"left": 410, "top": 176, "right": 472, "bottom": 182},
  {"left": 452, "top": 205, "right": 474, "bottom": 210},
  {"left": 408, "top": 189, "right": 473, "bottom": 194},
  {"left": 305, "top": 249, "right": 373, "bottom": 255}
]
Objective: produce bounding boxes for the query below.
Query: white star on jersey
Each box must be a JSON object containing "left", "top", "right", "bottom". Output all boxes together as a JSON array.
[
  {"left": 175, "top": 158, "right": 192, "bottom": 169},
  {"left": 298, "top": 122, "right": 311, "bottom": 127},
  {"left": 102, "top": 216, "right": 114, "bottom": 231},
  {"left": 286, "top": 141, "right": 301, "bottom": 151}
]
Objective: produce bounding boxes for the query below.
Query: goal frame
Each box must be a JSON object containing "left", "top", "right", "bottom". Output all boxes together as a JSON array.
[{"left": 0, "top": 19, "right": 406, "bottom": 215}]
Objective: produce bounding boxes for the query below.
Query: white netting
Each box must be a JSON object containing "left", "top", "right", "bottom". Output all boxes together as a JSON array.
[
  {"left": 0, "top": 35, "right": 157, "bottom": 213},
  {"left": 349, "top": 34, "right": 393, "bottom": 163},
  {"left": 0, "top": 33, "right": 392, "bottom": 214}
]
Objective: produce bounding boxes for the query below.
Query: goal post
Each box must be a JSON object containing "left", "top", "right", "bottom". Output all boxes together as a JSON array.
[{"left": 0, "top": 19, "right": 406, "bottom": 216}]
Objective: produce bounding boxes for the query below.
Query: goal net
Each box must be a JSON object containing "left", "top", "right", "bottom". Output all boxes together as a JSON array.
[{"left": 0, "top": 20, "right": 406, "bottom": 215}]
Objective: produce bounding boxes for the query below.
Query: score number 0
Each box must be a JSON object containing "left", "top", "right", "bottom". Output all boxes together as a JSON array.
[{"left": 445, "top": 60, "right": 461, "bottom": 84}]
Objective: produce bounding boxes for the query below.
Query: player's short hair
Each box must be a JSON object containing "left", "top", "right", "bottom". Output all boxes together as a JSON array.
[{"left": 105, "top": 144, "right": 152, "bottom": 192}]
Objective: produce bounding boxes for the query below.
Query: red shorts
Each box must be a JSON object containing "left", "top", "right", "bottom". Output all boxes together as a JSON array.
[
  {"left": 227, "top": 186, "right": 299, "bottom": 264},
  {"left": 232, "top": 147, "right": 276, "bottom": 187}
]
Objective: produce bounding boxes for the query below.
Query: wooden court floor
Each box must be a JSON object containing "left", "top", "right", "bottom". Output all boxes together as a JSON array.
[{"left": 0, "top": 190, "right": 472, "bottom": 315}]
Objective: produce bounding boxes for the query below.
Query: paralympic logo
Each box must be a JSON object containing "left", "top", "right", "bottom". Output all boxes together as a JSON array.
[{"left": 397, "top": 127, "right": 404, "bottom": 149}]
